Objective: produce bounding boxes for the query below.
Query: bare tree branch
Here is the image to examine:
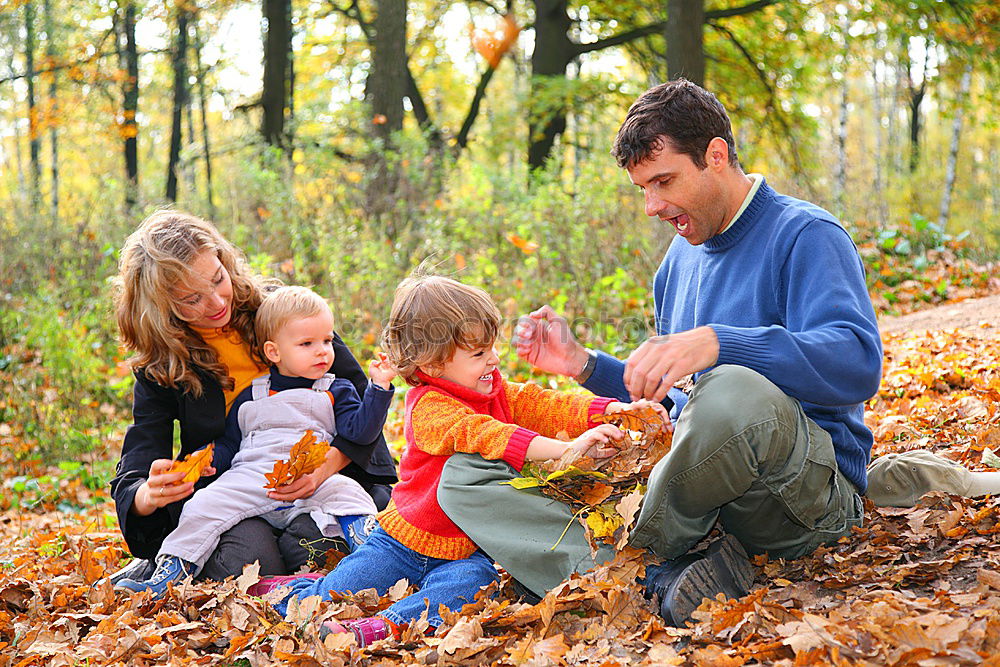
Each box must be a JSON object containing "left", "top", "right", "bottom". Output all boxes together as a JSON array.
[
  {"left": 0, "top": 46, "right": 169, "bottom": 85},
  {"left": 570, "top": 0, "right": 777, "bottom": 58},
  {"left": 704, "top": 0, "right": 777, "bottom": 21},
  {"left": 707, "top": 20, "right": 808, "bottom": 184}
]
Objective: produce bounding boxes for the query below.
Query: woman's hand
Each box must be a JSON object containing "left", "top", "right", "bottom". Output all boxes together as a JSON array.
[
  {"left": 604, "top": 399, "right": 673, "bottom": 432},
  {"left": 131, "top": 459, "right": 195, "bottom": 516},
  {"left": 267, "top": 473, "right": 319, "bottom": 502},
  {"left": 568, "top": 424, "right": 623, "bottom": 459}
]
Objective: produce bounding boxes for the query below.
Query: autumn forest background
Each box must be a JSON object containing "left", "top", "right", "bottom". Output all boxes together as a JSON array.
[{"left": 1, "top": 0, "right": 1000, "bottom": 664}]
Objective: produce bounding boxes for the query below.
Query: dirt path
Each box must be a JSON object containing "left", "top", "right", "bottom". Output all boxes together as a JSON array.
[{"left": 878, "top": 292, "right": 1000, "bottom": 338}]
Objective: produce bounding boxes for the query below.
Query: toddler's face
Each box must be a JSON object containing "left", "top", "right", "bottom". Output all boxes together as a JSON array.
[
  {"left": 438, "top": 343, "right": 500, "bottom": 394},
  {"left": 265, "top": 310, "right": 336, "bottom": 379}
]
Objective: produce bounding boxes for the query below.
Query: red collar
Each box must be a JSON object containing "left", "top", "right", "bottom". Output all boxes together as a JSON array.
[{"left": 413, "top": 368, "right": 504, "bottom": 406}]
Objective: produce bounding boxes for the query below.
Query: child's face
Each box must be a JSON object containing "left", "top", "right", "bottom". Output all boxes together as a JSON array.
[
  {"left": 438, "top": 343, "right": 500, "bottom": 394},
  {"left": 263, "top": 310, "right": 336, "bottom": 379}
]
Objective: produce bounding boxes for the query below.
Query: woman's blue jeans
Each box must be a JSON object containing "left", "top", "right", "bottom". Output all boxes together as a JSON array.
[{"left": 275, "top": 526, "right": 499, "bottom": 627}]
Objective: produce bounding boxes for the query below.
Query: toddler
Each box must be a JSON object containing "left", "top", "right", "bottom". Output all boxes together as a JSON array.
[
  {"left": 254, "top": 275, "right": 669, "bottom": 646},
  {"left": 118, "top": 286, "right": 396, "bottom": 597}
]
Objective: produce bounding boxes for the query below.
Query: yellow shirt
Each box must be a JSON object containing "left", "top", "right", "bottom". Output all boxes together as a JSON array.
[{"left": 192, "top": 326, "right": 269, "bottom": 414}]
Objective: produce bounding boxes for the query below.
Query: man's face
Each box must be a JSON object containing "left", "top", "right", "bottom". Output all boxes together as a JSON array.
[{"left": 626, "top": 140, "right": 729, "bottom": 246}]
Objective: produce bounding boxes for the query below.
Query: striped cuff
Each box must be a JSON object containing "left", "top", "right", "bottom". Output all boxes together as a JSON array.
[
  {"left": 586, "top": 396, "right": 616, "bottom": 425},
  {"left": 503, "top": 427, "right": 536, "bottom": 472}
]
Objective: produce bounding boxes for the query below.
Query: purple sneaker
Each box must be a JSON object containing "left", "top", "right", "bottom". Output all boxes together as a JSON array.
[
  {"left": 320, "top": 616, "right": 396, "bottom": 646},
  {"left": 247, "top": 571, "right": 324, "bottom": 597}
]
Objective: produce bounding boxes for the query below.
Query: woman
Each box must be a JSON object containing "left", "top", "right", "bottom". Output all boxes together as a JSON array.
[{"left": 108, "top": 210, "right": 396, "bottom": 584}]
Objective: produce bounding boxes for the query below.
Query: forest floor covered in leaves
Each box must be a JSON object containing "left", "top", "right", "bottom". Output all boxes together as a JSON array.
[{"left": 2, "top": 298, "right": 1000, "bottom": 666}]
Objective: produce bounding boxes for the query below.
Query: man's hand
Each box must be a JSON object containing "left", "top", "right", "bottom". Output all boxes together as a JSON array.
[
  {"left": 624, "top": 326, "right": 719, "bottom": 402},
  {"left": 514, "top": 305, "right": 590, "bottom": 378}
]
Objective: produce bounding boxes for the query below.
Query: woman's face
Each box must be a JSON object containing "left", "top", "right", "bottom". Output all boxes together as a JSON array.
[{"left": 172, "top": 250, "right": 234, "bottom": 329}]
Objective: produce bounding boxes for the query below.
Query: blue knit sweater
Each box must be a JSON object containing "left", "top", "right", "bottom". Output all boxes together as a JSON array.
[{"left": 584, "top": 179, "right": 882, "bottom": 492}]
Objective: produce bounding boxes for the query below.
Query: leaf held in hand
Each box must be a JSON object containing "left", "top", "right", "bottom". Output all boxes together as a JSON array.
[
  {"left": 508, "top": 407, "right": 672, "bottom": 550},
  {"left": 169, "top": 443, "right": 215, "bottom": 483},
  {"left": 263, "top": 430, "right": 330, "bottom": 489}
]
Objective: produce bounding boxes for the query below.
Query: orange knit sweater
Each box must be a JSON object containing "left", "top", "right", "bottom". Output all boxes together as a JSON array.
[
  {"left": 192, "top": 325, "right": 267, "bottom": 412},
  {"left": 377, "top": 369, "right": 614, "bottom": 560}
]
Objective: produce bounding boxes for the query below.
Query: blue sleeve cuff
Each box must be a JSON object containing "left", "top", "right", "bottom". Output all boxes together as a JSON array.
[{"left": 582, "top": 350, "right": 676, "bottom": 413}]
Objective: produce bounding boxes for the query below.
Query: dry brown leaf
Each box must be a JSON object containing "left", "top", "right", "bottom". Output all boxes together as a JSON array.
[
  {"left": 168, "top": 443, "right": 214, "bottom": 483},
  {"left": 264, "top": 430, "right": 330, "bottom": 489}
]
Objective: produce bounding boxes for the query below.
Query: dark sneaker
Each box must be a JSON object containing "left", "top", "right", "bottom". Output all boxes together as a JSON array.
[
  {"left": 645, "top": 534, "right": 755, "bottom": 626},
  {"left": 115, "top": 555, "right": 197, "bottom": 599},
  {"left": 98, "top": 558, "right": 156, "bottom": 588}
]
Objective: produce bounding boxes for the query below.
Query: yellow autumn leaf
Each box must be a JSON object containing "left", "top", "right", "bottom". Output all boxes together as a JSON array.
[{"left": 586, "top": 510, "right": 622, "bottom": 539}]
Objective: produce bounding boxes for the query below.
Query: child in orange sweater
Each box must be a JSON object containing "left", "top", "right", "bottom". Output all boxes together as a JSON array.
[{"left": 253, "top": 275, "right": 669, "bottom": 646}]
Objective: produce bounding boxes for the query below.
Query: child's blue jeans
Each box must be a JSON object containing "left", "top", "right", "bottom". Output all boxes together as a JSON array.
[{"left": 274, "top": 526, "right": 499, "bottom": 627}]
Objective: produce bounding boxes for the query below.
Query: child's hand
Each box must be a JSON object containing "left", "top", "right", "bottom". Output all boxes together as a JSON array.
[
  {"left": 568, "top": 424, "right": 623, "bottom": 459},
  {"left": 605, "top": 399, "right": 673, "bottom": 432},
  {"left": 368, "top": 353, "right": 398, "bottom": 390}
]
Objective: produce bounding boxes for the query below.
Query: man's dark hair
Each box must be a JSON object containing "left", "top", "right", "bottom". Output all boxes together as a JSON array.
[{"left": 612, "top": 79, "right": 740, "bottom": 170}]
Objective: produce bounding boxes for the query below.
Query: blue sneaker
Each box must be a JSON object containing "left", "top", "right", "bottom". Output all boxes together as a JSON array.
[
  {"left": 115, "top": 555, "right": 197, "bottom": 599},
  {"left": 337, "top": 514, "right": 377, "bottom": 552}
]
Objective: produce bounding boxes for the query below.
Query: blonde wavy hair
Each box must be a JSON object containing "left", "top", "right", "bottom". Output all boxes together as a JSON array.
[
  {"left": 114, "top": 210, "right": 270, "bottom": 396},
  {"left": 381, "top": 275, "right": 501, "bottom": 386}
]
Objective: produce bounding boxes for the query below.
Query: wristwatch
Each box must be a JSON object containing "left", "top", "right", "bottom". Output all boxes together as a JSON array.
[{"left": 574, "top": 349, "right": 597, "bottom": 383}]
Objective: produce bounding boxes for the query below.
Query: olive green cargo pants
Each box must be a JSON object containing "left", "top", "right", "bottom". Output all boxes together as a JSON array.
[{"left": 438, "top": 365, "right": 863, "bottom": 598}]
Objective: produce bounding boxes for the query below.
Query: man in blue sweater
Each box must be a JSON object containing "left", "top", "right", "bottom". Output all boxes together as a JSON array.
[{"left": 438, "top": 80, "right": 883, "bottom": 626}]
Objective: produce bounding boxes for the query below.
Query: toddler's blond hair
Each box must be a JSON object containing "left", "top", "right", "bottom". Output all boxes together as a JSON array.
[{"left": 255, "top": 286, "right": 332, "bottom": 358}]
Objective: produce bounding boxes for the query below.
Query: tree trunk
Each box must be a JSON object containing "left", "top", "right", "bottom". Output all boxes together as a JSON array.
[
  {"left": 24, "top": 1, "right": 41, "bottom": 206},
  {"left": 369, "top": 0, "right": 407, "bottom": 141},
  {"left": 5, "top": 49, "right": 27, "bottom": 196},
  {"left": 43, "top": 0, "right": 57, "bottom": 221},
  {"left": 835, "top": 15, "right": 849, "bottom": 215},
  {"left": 121, "top": 1, "right": 139, "bottom": 210},
  {"left": 665, "top": 0, "right": 704, "bottom": 85},
  {"left": 184, "top": 74, "right": 197, "bottom": 196},
  {"left": 261, "top": 0, "right": 291, "bottom": 148},
  {"left": 166, "top": 5, "right": 189, "bottom": 202},
  {"left": 192, "top": 19, "right": 215, "bottom": 217},
  {"left": 366, "top": 0, "right": 408, "bottom": 230},
  {"left": 528, "top": 0, "right": 573, "bottom": 170},
  {"left": 873, "top": 56, "right": 886, "bottom": 228},
  {"left": 907, "top": 43, "right": 929, "bottom": 174},
  {"left": 938, "top": 64, "right": 972, "bottom": 228}
]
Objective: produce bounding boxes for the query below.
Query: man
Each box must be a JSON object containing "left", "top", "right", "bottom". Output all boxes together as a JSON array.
[{"left": 438, "top": 79, "right": 883, "bottom": 626}]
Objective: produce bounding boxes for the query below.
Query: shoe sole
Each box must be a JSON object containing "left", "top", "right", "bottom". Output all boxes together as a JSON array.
[{"left": 667, "top": 534, "right": 755, "bottom": 625}]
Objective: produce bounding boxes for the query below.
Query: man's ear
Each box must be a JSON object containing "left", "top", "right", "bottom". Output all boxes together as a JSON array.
[
  {"left": 263, "top": 340, "right": 281, "bottom": 364},
  {"left": 705, "top": 137, "right": 730, "bottom": 170}
]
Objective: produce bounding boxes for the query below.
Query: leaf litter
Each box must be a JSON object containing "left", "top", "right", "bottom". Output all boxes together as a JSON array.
[{"left": 3, "top": 329, "right": 1000, "bottom": 665}]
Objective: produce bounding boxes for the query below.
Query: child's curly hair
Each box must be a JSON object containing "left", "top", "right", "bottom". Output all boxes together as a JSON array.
[{"left": 381, "top": 275, "right": 501, "bottom": 386}]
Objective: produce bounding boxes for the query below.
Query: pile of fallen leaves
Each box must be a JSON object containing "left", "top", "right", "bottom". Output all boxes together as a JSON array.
[
  {"left": 3, "top": 327, "right": 1000, "bottom": 665},
  {"left": 503, "top": 406, "right": 672, "bottom": 551}
]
